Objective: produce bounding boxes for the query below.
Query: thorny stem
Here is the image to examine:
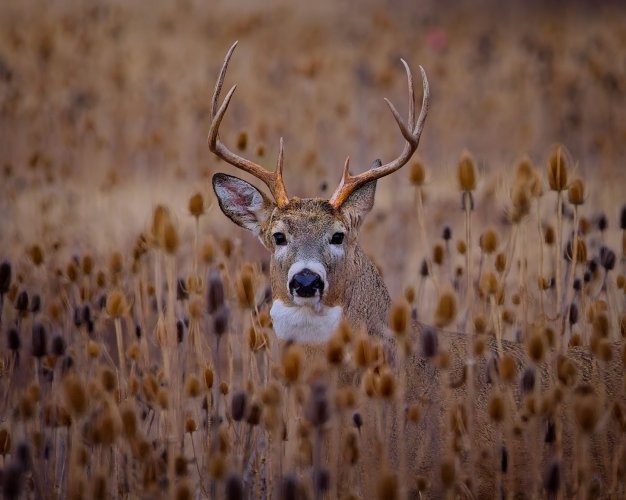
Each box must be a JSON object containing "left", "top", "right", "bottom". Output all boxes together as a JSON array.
[
  {"left": 561, "top": 205, "right": 579, "bottom": 351},
  {"left": 415, "top": 187, "right": 439, "bottom": 292}
]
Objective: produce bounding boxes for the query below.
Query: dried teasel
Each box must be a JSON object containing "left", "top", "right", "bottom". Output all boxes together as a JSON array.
[
  {"left": 188, "top": 192, "right": 205, "bottom": 218},
  {"left": 389, "top": 300, "right": 409, "bottom": 337},
  {"left": 547, "top": 145, "right": 568, "bottom": 191},
  {"left": 434, "top": 290, "right": 456, "bottom": 328},
  {"left": 458, "top": 151, "right": 477, "bottom": 191}
]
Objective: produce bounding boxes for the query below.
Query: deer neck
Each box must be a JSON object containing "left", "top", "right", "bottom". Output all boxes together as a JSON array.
[{"left": 269, "top": 244, "right": 389, "bottom": 342}]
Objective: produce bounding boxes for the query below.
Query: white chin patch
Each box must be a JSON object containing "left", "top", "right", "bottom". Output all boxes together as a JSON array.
[{"left": 270, "top": 299, "right": 343, "bottom": 343}]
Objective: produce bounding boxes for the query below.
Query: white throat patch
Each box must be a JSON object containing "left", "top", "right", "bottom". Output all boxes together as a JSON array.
[{"left": 270, "top": 299, "right": 343, "bottom": 343}]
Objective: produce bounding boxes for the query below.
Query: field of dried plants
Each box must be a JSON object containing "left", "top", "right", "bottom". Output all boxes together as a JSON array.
[{"left": 1, "top": 0, "right": 625, "bottom": 498}]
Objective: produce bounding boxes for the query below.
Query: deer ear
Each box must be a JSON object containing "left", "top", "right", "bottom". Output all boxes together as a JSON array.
[
  {"left": 213, "top": 173, "right": 275, "bottom": 235},
  {"left": 338, "top": 159, "right": 380, "bottom": 228},
  {"left": 339, "top": 179, "right": 377, "bottom": 230}
]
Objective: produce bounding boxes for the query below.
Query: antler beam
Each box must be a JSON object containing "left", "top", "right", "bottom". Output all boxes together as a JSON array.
[
  {"left": 208, "top": 42, "right": 290, "bottom": 208},
  {"left": 329, "top": 60, "right": 430, "bottom": 208}
]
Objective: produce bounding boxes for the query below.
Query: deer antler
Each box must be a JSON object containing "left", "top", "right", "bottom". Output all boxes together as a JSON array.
[
  {"left": 329, "top": 60, "right": 429, "bottom": 208},
  {"left": 208, "top": 42, "right": 290, "bottom": 208}
]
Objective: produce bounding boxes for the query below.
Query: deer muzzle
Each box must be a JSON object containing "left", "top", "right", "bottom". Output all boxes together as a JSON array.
[{"left": 289, "top": 269, "right": 324, "bottom": 298}]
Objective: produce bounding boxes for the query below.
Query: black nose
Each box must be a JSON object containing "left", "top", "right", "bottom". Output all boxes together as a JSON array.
[{"left": 289, "top": 269, "right": 324, "bottom": 298}]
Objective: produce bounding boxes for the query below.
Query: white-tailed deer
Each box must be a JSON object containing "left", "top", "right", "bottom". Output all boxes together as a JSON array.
[{"left": 210, "top": 42, "right": 428, "bottom": 343}]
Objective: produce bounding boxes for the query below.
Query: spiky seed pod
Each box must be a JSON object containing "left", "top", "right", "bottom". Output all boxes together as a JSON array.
[
  {"left": 458, "top": 151, "right": 477, "bottom": 191},
  {"left": 120, "top": 405, "right": 137, "bottom": 437},
  {"left": 557, "top": 355, "right": 578, "bottom": 386},
  {"left": 0, "top": 261, "right": 11, "bottom": 294},
  {"left": 0, "top": 428, "right": 11, "bottom": 456},
  {"left": 500, "top": 355, "right": 517, "bottom": 383},
  {"left": 389, "top": 300, "right": 409, "bottom": 337},
  {"left": 87, "top": 340, "right": 100, "bottom": 359},
  {"left": 246, "top": 401, "right": 262, "bottom": 426},
  {"left": 106, "top": 289, "right": 127, "bottom": 317},
  {"left": 377, "top": 367, "right": 396, "bottom": 399},
  {"left": 480, "top": 228, "right": 498, "bottom": 254},
  {"left": 600, "top": 246, "right": 616, "bottom": 271},
  {"left": 306, "top": 381, "right": 330, "bottom": 427},
  {"left": 203, "top": 367, "right": 214, "bottom": 389},
  {"left": 440, "top": 459, "right": 456, "bottom": 489},
  {"left": 574, "top": 390, "right": 599, "bottom": 434},
  {"left": 407, "top": 404, "right": 421, "bottom": 423},
  {"left": 409, "top": 160, "right": 426, "bottom": 186},
  {"left": 213, "top": 306, "right": 229, "bottom": 336},
  {"left": 326, "top": 335, "right": 344, "bottom": 365},
  {"left": 30, "top": 295, "right": 41, "bottom": 314},
  {"left": 219, "top": 382, "right": 229, "bottom": 396},
  {"left": 8, "top": 328, "right": 20, "bottom": 351},
  {"left": 421, "top": 327, "right": 438, "bottom": 358},
  {"left": 184, "top": 417, "right": 197, "bottom": 434},
  {"left": 188, "top": 193, "right": 205, "bottom": 218},
  {"left": 101, "top": 368, "right": 117, "bottom": 393},
  {"left": 282, "top": 344, "right": 303, "bottom": 384},
  {"left": 31, "top": 322, "right": 47, "bottom": 358},
  {"left": 544, "top": 226, "right": 556, "bottom": 246},
  {"left": 456, "top": 240, "right": 467, "bottom": 255},
  {"left": 354, "top": 336, "right": 371, "bottom": 368},
  {"left": 511, "top": 182, "right": 532, "bottom": 221},
  {"left": 527, "top": 334, "right": 545, "bottom": 363},
  {"left": 162, "top": 222, "right": 179, "bottom": 254},
  {"left": 480, "top": 272, "right": 498, "bottom": 296},
  {"left": 547, "top": 146, "right": 568, "bottom": 191},
  {"left": 568, "top": 178, "right": 585, "bottom": 205},
  {"left": 29, "top": 245, "right": 44, "bottom": 266},
  {"left": 442, "top": 226, "right": 452, "bottom": 241},
  {"left": 433, "top": 244, "right": 444, "bottom": 266},
  {"left": 207, "top": 269, "right": 225, "bottom": 313},
  {"left": 225, "top": 474, "right": 243, "bottom": 500},
  {"left": 15, "top": 291, "right": 28, "bottom": 313},
  {"left": 377, "top": 471, "right": 398, "bottom": 500},
  {"left": 236, "top": 265, "right": 256, "bottom": 309},
  {"left": 63, "top": 374, "right": 87, "bottom": 416},
  {"left": 231, "top": 391, "right": 247, "bottom": 421},
  {"left": 521, "top": 367, "right": 536, "bottom": 394},
  {"left": 434, "top": 291, "right": 456, "bottom": 328},
  {"left": 185, "top": 376, "right": 201, "bottom": 398},
  {"left": 488, "top": 393, "right": 505, "bottom": 422}
]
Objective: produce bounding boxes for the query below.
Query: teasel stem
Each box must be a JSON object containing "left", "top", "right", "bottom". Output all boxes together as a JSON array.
[
  {"left": 521, "top": 221, "right": 530, "bottom": 338},
  {"left": 555, "top": 190, "right": 563, "bottom": 319},
  {"left": 490, "top": 294, "right": 504, "bottom": 358},
  {"left": 114, "top": 317, "right": 126, "bottom": 397},
  {"left": 463, "top": 191, "right": 474, "bottom": 321},
  {"left": 561, "top": 205, "right": 579, "bottom": 351},
  {"left": 536, "top": 197, "right": 546, "bottom": 319},
  {"left": 415, "top": 186, "right": 439, "bottom": 293}
]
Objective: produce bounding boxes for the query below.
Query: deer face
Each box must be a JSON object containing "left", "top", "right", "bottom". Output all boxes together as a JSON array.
[{"left": 213, "top": 174, "right": 376, "bottom": 342}]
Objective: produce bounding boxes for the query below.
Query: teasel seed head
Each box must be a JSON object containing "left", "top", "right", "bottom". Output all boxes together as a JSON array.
[
  {"left": 0, "top": 261, "right": 11, "bottom": 295},
  {"left": 63, "top": 374, "right": 87, "bottom": 417},
  {"left": 235, "top": 264, "right": 256, "bottom": 309},
  {"left": 188, "top": 192, "right": 205, "bottom": 218},
  {"left": 421, "top": 327, "right": 438, "bottom": 358},
  {"left": 225, "top": 474, "right": 243, "bottom": 500},
  {"left": 488, "top": 392, "right": 505, "bottom": 422},
  {"left": 479, "top": 228, "right": 498, "bottom": 254},
  {"left": 434, "top": 290, "right": 456, "bottom": 328},
  {"left": 500, "top": 355, "right": 517, "bottom": 383},
  {"left": 458, "top": 151, "right": 477, "bottom": 191},
  {"left": 231, "top": 391, "right": 247, "bottom": 421},
  {"left": 527, "top": 333, "right": 545, "bottom": 363},
  {"left": 377, "top": 470, "right": 398, "bottom": 500},
  {"left": 568, "top": 178, "right": 585, "bottom": 205},
  {"left": 409, "top": 160, "right": 426, "bottom": 186},
  {"left": 31, "top": 322, "right": 47, "bottom": 358},
  {"left": 106, "top": 289, "right": 127, "bottom": 317},
  {"left": 389, "top": 300, "right": 409, "bottom": 337},
  {"left": 440, "top": 458, "right": 456, "bottom": 488},
  {"left": 282, "top": 343, "right": 303, "bottom": 384},
  {"left": 547, "top": 145, "right": 568, "bottom": 191},
  {"left": 185, "top": 375, "right": 201, "bottom": 398}
]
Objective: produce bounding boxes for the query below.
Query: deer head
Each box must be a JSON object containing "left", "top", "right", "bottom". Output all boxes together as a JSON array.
[{"left": 209, "top": 42, "right": 429, "bottom": 343}]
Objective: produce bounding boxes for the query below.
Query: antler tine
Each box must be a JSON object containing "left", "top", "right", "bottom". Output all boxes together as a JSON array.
[
  {"left": 208, "top": 42, "right": 290, "bottom": 208},
  {"left": 329, "top": 61, "right": 429, "bottom": 208}
]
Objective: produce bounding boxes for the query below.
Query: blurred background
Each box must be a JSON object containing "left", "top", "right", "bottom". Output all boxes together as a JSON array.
[{"left": 1, "top": 0, "right": 625, "bottom": 296}]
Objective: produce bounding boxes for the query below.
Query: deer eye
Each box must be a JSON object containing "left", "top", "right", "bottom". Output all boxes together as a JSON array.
[
  {"left": 273, "top": 232, "right": 287, "bottom": 246},
  {"left": 330, "top": 232, "right": 345, "bottom": 245}
]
